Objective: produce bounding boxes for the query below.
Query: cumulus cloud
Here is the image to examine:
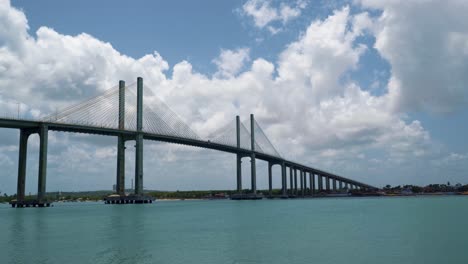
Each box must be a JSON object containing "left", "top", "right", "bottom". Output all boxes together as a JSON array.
[
  {"left": 213, "top": 48, "right": 250, "bottom": 78},
  {"left": 358, "top": 0, "right": 468, "bottom": 113},
  {"left": 0, "top": 3, "right": 169, "bottom": 116},
  {"left": 241, "top": 0, "right": 308, "bottom": 33},
  {"left": 0, "top": 0, "right": 465, "bottom": 192}
]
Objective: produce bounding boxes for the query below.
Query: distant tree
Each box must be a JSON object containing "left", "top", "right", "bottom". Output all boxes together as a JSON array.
[{"left": 411, "top": 186, "right": 423, "bottom": 193}]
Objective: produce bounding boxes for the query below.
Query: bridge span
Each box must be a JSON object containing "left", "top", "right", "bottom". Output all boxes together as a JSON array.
[{"left": 1, "top": 77, "right": 376, "bottom": 206}]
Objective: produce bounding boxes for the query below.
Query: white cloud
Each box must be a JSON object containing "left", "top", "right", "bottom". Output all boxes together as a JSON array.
[
  {"left": 213, "top": 48, "right": 250, "bottom": 78},
  {"left": 358, "top": 0, "right": 468, "bottom": 113},
  {"left": 0, "top": 0, "right": 466, "bottom": 192},
  {"left": 241, "top": 0, "right": 307, "bottom": 33}
]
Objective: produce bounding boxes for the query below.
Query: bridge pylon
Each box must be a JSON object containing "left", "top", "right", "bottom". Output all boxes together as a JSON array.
[
  {"left": 236, "top": 116, "right": 242, "bottom": 193},
  {"left": 250, "top": 114, "right": 257, "bottom": 195},
  {"left": 116, "top": 80, "right": 126, "bottom": 196},
  {"left": 134, "top": 77, "right": 144, "bottom": 196}
]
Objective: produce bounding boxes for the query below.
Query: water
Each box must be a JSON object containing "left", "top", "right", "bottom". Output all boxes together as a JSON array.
[{"left": 0, "top": 196, "right": 467, "bottom": 264}]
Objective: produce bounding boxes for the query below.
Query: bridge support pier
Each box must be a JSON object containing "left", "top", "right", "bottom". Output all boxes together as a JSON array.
[
  {"left": 236, "top": 116, "right": 242, "bottom": 193},
  {"left": 303, "top": 171, "right": 307, "bottom": 196},
  {"left": 309, "top": 173, "right": 314, "bottom": 195},
  {"left": 250, "top": 114, "right": 257, "bottom": 195},
  {"left": 16, "top": 129, "right": 30, "bottom": 203},
  {"left": 268, "top": 162, "right": 272, "bottom": 197},
  {"left": 250, "top": 154, "right": 256, "bottom": 194},
  {"left": 299, "top": 170, "right": 305, "bottom": 196},
  {"left": 318, "top": 175, "right": 323, "bottom": 192},
  {"left": 12, "top": 126, "right": 50, "bottom": 208},
  {"left": 289, "top": 167, "right": 293, "bottom": 196},
  {"left": 134, "top": 77, "right": 144, "bottom": 196},
  {"left": 38, "top": 125, "right": 48, "bottom": 202},
  {"left": 325, "top": 176, "right": 330, "bottom": 192},
  {"left": 116, "top": 80, "right": 126, "bottom": 196},
  {"left": 281, "top": 162, "right": 287, "bottom": 197},
  {"left": 333, "top": 179, "right": 337, "bottom": 191},
  {"left": 236, "top": 155, "right": 242, "bottom": 193},
  {"left": 293, "top": 169, "right": 297, "bottom": 195},
  {"left": 339, "top": 181, "right": 343, "bottom": 190},
  {"left": 134, "top": 134, "right": 143, "bottom": 196},
  {"left": 116, "top": 136, "right": 125, "bottom": 195}
]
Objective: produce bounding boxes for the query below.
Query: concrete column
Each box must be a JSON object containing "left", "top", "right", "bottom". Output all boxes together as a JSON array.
[
  {"left": 326, "top": 176, "right": 330, "bottom": 191},
  {"left": 135, "top": 77, "right": 143, "bottom": 195},
  {"left": 310, "top": 173, "right": 314, "bottom": 195},
  {"left": 294, "top": 169, "right": 297, "bottom": 195},
  {"left": 268, "top": 162, "right": 272, "bottom": 197},
  {"left": 116, "top": 136, "right": 125, "bottom": 195},
  {"left": 236, "top": 156, "right": 242, "bottom": 193},
  {"left": 339, "top": 181, "right": 343, "bottom": 190},
  {"left": 17, "top": 129, "right": 30, "bottom": 202},
  {"left": 318, "top": 175, "right": 323, "bottom": 191},
  {"left": 289, "top": 167, "right": 293, "bottom": 195},
  {"left": 236, "top": 116, "right": 242, "bottom": 193},
  {"left": 299, "top": 170, "right": 306, "bottom": 196},
  {"left": 303, "top": 171, "right": 307, "bottom": 195},
  {"left": 116, "top": 80, "right": 125, "bottom": 196},
  {"left": 333, "top": 179, "right": 337, "bottom": 191},
  {"left": 250, "top": 155, "right": 256, "bottom": 194},
  {"left": 250, "top": 114, "right": 256, "bottom": 194},
  {"left": 135, "top": 136, "right": 143, "bottom": 195},
  {"left": 345, "top": 182, "right": 349, "bottom": 189},
  {"left": 37, "top": 125, "right": 48, "bottom": 202},
  {"left": 281, "top": 162, "right": 287, "bottom": 196},
  {"left": 304, "top": 171, "right": 307, "bottom": 195}
]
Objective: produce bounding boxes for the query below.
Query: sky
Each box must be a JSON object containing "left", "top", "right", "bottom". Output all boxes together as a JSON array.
[{"left": 1, "top": 0, "right": 468, "bottom": 195}]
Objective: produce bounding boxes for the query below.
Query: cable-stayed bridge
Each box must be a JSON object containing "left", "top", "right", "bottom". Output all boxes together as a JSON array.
[{"left": 0, "top": 77, "right": 376, "bottom": 207}]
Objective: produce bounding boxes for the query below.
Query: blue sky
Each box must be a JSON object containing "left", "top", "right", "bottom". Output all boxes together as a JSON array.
[{"left": 1, "top": 0, "right": 468, "bottom": 194}]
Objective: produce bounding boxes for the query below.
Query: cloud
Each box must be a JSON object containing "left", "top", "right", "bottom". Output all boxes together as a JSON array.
[
  {"left": 358, "top": 0, "right": 468, "bottom": 113},
  {"left": 213, "top": 48, "right": 250, "bottom": 78},
  {"left": 0, "top": 5, "right": 169, "bottom": 115},
  {"left": 241, "top": 0, "right": 307, "bottom": 33},
  {"left": 0, "top": 0, "right": 466, "bottom": 192}
]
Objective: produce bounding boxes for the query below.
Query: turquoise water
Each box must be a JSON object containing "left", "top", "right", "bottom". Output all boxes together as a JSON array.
[{"left": 1, "top": 196, "right": 467, "bottom": 264}]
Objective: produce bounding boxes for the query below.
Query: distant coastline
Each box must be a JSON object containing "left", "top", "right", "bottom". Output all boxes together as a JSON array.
[{"left": 1, "top": 183, "right": 467, "bottom": 204}]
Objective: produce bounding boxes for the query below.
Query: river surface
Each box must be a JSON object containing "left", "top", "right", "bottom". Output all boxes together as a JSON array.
[{"left": 0, "top": 196, "right": 467, "bottom": 264}]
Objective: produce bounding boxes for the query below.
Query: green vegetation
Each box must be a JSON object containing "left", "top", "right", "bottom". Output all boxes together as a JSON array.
[
  {"left": 2, "top": 184, "right": 467, "bottom": 203},
  {"left": 383, "top": 183, "right": 468, "bottom": 194}
]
